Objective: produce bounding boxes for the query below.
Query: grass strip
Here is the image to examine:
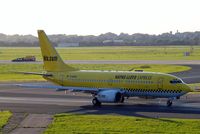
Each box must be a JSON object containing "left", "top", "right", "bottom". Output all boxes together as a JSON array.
[
  {"left": 44, "top": 114, "right": 200, "bottom": 134},
  {"left": 0, "top": 46, "right": 200, "bottom": 60},
  {"left": 0, "top": 111, "right": 12, "bottom": 134},
  {"left": 0, "top": 64, "right": 190, "bottom": 82}
]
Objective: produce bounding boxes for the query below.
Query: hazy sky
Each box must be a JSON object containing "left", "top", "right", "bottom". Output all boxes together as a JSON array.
[{"left": 0, "top": 0, "right": 200, "bottom": 35}]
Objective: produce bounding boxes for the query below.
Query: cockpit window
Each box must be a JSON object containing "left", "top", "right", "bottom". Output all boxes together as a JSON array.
[{"left": 170, "top": 79, "right": 183, "bottom": 84}]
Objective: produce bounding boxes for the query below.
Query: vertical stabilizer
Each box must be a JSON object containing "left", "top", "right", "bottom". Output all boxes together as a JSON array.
[{"left": 38, "top": 30, "right": 77, "bottom": 72}]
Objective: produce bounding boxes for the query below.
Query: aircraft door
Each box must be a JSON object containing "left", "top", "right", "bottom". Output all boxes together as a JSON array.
[
  {"left": 157, "top": 77, "right": 164, "bottom": 90},
  {"left": 108, "top": 79, "right": 113, "bottom": 87}
]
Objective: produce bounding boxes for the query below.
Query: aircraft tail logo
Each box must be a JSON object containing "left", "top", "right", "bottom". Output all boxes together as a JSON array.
[{"left": 37, "top": 30, "right": 78, "bottom": 72}]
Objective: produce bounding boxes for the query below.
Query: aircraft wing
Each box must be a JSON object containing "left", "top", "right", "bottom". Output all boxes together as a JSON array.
[
  {"left": 16, "top": 84, "right": 100, "bottom": 94},
  {"left": 16, "top": 84, "right": 122, "bottom": 94}
]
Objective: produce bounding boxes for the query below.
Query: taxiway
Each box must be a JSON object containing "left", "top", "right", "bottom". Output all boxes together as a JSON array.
[{"left": 0, "top": 83, "right": 200, "bottom": 119}]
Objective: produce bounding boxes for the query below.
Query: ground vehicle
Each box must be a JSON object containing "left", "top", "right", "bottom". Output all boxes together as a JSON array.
[{"left": 12, "top": 56, "right": 36, "bottom": 62}]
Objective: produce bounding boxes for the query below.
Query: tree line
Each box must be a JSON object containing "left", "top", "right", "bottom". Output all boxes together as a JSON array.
[{"left": 0, "top": 31, "right": 200, "bottom": 47}]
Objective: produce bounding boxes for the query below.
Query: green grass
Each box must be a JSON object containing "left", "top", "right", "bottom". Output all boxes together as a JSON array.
[
  {"left": 44, "top": 114, "right": 200, "bottom": 134},
  {"left": 0, "top": 64, "right": 44, "bottom": 82},
  {"left": 0, "top": 64, "right": 190, "bottom": 82},
  {"left": 0, "top": 46, "right": 200, "bottom": 60},
  {"left": 0, "top": 111, "right": 12, "bottom": 134}
]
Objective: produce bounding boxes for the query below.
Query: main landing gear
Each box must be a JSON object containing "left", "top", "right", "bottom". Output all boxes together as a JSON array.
[
  {"left": 92, "top": 97, "right": 101, "bottom": 106},
  {"left": 167, "top": 99, "right": 173, "bottom": 107},
  {"left": 166, "top": 97, "right": 177, "bottom": 107}
]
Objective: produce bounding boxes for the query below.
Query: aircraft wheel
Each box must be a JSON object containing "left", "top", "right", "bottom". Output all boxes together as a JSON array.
[
  {"left": 92, "top": 98, "right": 101, "bottom": 106},
  {"left": 120, "top": 97, "right": 125, "bottom": 103},
  {"left": 167, "top": 100, "right": 172, "bottom": 107}
]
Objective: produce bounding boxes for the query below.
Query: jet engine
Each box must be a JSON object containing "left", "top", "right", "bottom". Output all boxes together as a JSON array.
[{"left": 97, "top": 90, "right": 124, "bottom": 103}]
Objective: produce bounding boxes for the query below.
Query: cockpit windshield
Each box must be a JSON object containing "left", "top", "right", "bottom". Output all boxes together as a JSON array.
[{"left": 170, "top": 79, "right": 183, "bottom": 84}]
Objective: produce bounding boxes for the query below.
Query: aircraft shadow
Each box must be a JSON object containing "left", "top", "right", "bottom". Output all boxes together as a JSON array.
[{"left": 62, "top": 103, "right": 200, "bottom": 119}]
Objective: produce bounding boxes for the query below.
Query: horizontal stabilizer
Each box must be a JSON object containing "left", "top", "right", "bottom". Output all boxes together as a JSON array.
[{"left": 13, "top": 71, "right": 53, "bottom": 77}]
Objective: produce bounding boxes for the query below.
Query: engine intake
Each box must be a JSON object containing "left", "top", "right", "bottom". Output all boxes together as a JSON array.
[{"left": 97, "top": 90, "right": 124, "bottom": 103}]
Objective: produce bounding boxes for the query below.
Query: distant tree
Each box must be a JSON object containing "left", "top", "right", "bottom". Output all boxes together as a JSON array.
[{"left": 0, "top": 31, "right": 200, "bottom": 47}]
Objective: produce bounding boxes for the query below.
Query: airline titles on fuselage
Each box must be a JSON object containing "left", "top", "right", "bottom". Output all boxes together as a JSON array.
[
  {"left": 66, "top": 75, "right": 152, "bottom": 81},
  {"left": 115, "top": 75, "right": 152, "bottom": 80}
]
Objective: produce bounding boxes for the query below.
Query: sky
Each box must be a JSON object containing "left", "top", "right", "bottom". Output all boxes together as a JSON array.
[{"left": 0, "top": 0, "right": 200, "bottom": 36}]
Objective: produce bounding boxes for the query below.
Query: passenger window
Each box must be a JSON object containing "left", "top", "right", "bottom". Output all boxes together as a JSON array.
[{"left": 170, "top": 79, "right": 183, "bottom": 84}]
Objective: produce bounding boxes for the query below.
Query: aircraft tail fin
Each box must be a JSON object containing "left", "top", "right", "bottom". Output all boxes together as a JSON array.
[{"left": 37, "top": 30, "right": 78, "bottom": 72}]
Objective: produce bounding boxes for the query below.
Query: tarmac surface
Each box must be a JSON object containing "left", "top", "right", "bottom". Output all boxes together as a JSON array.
[
  {"left": 171, "top": 64, "right": 200, "bottom": 84},
  {"left": 0, "top": 82, "right": 200, "bottom": 119},
  {"left": 0, "top": 64, "right": 199, "bottom": 119},
  {"left": 1, "top": 62, "right": 200, "bottom": 133}
]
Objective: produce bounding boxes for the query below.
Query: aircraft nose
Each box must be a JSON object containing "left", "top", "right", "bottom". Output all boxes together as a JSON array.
[{"left": 185, "top": 84, "right": 193, "bottom": 92}]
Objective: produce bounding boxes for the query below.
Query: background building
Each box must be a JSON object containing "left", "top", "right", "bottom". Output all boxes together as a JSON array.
[{"left": 57, "top": 43, "right": 79, "bottom": 47}]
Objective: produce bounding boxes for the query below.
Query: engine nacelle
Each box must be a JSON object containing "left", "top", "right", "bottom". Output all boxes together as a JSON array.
[{"left": 97, "top": 90, "right": 123, "bottom": 103}]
